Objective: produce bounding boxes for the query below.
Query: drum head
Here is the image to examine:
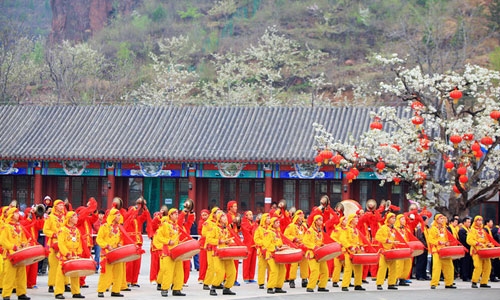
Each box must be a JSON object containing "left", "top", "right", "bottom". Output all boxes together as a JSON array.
[
  {"left": 317, "top": 251, "right": 342, "bottom": 263},
  {"left": 174, "top": 249, "right": 201, "bottom": 262},
  {"left": 65, "top": 269, "right": 96, "bottom": 278},
  {"left": 220, "top": 255, "right": 248, "bottom": 261},
  {"left": 411, "top": 249, "right": 424, "bottom": 257},
  {"left": 109, "top": 254, "right": 141, "bottom": 265},
  {"left": 13, "top": 255, "right": 46, "bottom": 267}
]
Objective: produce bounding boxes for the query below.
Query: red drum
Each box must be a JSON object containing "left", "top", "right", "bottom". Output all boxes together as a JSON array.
[
  {"left": 478, "top": 247, "right": 500, "bottom": 259},
  {"left": 315, "top": 242, "right": 342, "bottom": 262},
  {"left": 438, "top": 246, "right": 465, "bottom": 260},
  {"left": 9, "top": 245, "right": 47, "bottom": 267},
  {"left": 170, "top": 240, "right": 201, "bottom": 262},
  {"left": 107, "top": 245, "right": 142, "bottom": 264},
  {"left": 274, "top": 248, "right": 304, "bottom": 264},
  {"left": 62, "top": 259, "right": 97, "bottom": 277},
  {"left": 383, "top": 248, "right": 412, "bottom": 261},
  {"left": 217, "top": 246, "right": 248, "bottom": 260},
  {"left": 351, "top": 253, "right": 379, "bottom": 265},
  {"left": 407, "top": 241, "right": 425, "bottom": 257}
]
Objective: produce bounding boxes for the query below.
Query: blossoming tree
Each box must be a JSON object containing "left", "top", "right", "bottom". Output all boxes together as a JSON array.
[{"left": 313, "top": 55, "right": 500, "bottom": 217}]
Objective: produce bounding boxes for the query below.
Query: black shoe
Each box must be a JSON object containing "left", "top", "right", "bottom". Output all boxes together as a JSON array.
[
  {"left": 209, "top": 288, "right": 217, "bottom": 296},
  {"left": 431, "top": 285, "right": 436, "bottom": 289},
  {"left": 332, "top": 282, "right": 339, "bottom": 287},
  {"left": 49, "top": 287, "right": 54, "bottom": 293},
  {"left": 399, "top": 280, "right": 409, "bottom": 286},
  {"left": 306, "top": 288, "right": 314, "bottom": 292},
  {"left": 11, "top": 290, "right": 15, "bottom": 294},
  {"left": 388, "top": 285, "right": 398, "bottom": 290},
  {"left": 18, "top": 296, "right": 30, "bottom": 300},
  {"left": 362, "top": 280, "right": 369, "bottom": 284},
  {"left": 349, "top": 283, "right": 354, "bottom": 287},
  {"left": 377, "top": 285, "right": 383, "bottom": 290},
  {"left": 341, "top": 287, "right": 349, "bottom": 291},
  {"left": 318, "top": 288, "right": 329, "bottom": 292},
  {"left": 172, "top": 290, "right": 186, "bottom": 296},
  {"left": 55, "top": 295, "right": 65, "bottom": 300},
  {"left": 463, "top": 279, "right": 471, "bottom": 282},
  {"left": 157, "top": 285, "right": 162, "bottom": 291},
  {"left": 203, "top": 285, "right": 210, "bottom": 290},
  {"left": 267, "top": 288, "right": 274, "bottom": 294},
  {"left": 472, "top": 282, "right": 478, "bottom": 288},
  {"left": 81, "top": 285, "right": 89, "bottom": 289},
  {"left": 111, "top": 293, "right": 124, "bottom": 297},
  {"left": 121, "top": 289, "right": 131, "bottom": 292},
  {"left": 491, "top": 278, "right": 499, "bottom": 282},
  {"left": 289, "top": 280, "right": 295, "bottom": 288},
  {"left": 3, "top": 297, "right": 9, "bottom": 300},
  {"left": 301, "top": 279, "right": 308, "bottom": 288},
  {"left": 274, "top": 288, "right": 286, "bottom": 293},
  {"left": 259, "top": 284, "right": 264, "bottom": 289},
  {"left": 161, "top": 290, "right": 168, "bottom": 297},
  {"left": 355, "top": 285, "right": 366, "bottom": 291},
  {"left": 65, "top": 285, "right": 71, "bottom": 292},
  {"left": 445, "top": 285, "right": 457, "bottom": 289},
  {"left": 215, "top": 285, "right": 223, "bottom": 290},
  {"left": 97, "top": 293, "right": 104, "bottom": 298},
  {"left": 222, "top": 288, "right": 235, "bottom": 295},
  {"left": 480, "top": 284, "right": 491, "bottom": 288},
  {"left": 72, "top": 295, "right": 85, "bottom": 299},
  {"left": 130, "top": 284, "right": 140, "bottom": 288}
]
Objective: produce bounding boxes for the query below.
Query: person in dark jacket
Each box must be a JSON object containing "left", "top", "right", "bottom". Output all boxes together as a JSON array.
[
  {"left": 484, "top": 219, "right": 499, "bottom": 282},
  {"left": 415, "top": 215, "right": 430, "bottom": 280},
  {"left": 458, "top": 217, "right": 473, "bottom": 282}
]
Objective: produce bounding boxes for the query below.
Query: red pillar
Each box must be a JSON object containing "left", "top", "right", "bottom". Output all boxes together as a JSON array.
[
  {"left": 34, "top": 167, "right": 42, "bottom": 204},
  {"left": 264, "top": 169, "right": 273, "bottom": 212},
  {"left": 188, "top": 168, "right": 196, "bottom": 203},
  {"left": 107, "top": 167, "right": 115, "bottom": 209},
  {"left": 342, "top": 176, "right": 352, "bottom": 200}
]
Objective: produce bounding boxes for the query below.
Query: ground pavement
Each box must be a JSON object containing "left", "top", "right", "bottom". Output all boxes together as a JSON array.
[{"left": 27, "top": 239, "right": 500, "bottom": 300}]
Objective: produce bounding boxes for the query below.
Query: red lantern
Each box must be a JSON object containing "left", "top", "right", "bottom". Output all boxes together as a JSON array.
[
  {"left": 346, "top": 172, "right": 355, "bottom": 183},
  {"left": 450, "top": 89, "right": 462, "bottom": 104},
  {"left": 450, "top": 135, "right": 462, "bottom": 147},
  {"left": 490, "top": 110, "right": 500, "bottom": 122},
  {"left": 463, "top": 134, "right": 474, "bottom": 142},
  {"left": 412, "top": 114, "right": 424, "bottom": 127},
  {"left": 376, "top": 161, "right": 385, "bottom": 172},
  {"left": 393, "top": 177, "right": 401, "bottom": 185},
  {"left": 315, "top": 154, "right": 323, "bottom": 166},
  {"left": 444, "top": 160, "right": 454, "bottom": 172},
  {"left": 391, "top": 144, "right": 401, "bottom": 152},
  {"left": 416, "top": 171, "right": 427, "bottom": 183},
  {"left": 453, "top": 185, "right": 462, "bottom": 195},
  {"left": 475, "top": 150, "right": 483, "bottom": 161},
  {"left": 411, "top": 101, "right": 424, "bottom": 111},
  {"left": 459, "top": 175, "right": 468, "bottom": 184},
  {"left": 419, "top": 138, "right": 429, "bottom": 150},
  {"left": 332, "top": 154, "right": 344, "bottom": 167},
  {"left": 471, "top": 142, "right": 481, "bottom": 153},
  {"left": 351, "top": 168, "right": 360, "bottom": 178},
  {"left": 370, "top": 120, "right": 383, "bottom": 130},
  {"left": 481, "top": 136, "right": 493, "bottom": 146},
  {"left": 457, "top": 167, "right": 467, "bottom": 176}
]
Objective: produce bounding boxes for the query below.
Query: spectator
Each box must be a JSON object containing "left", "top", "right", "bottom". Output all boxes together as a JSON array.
[
  {"left": 458, "top": 216, "right": 473, "bottom": 282},
  {"left": 485, "top": 219, "right": 500, "bottom": 282},
  {"left": 415, "top": 215, "right": 430, "bottom": 280},
  {"left": 93, "top": 210, "right": 105, "bottom": 272}
]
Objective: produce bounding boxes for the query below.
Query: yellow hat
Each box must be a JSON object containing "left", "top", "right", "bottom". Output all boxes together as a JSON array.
[
  {"left": 65, "top": 211, "right": 76, "bottom": 226},
  {"left": 168, "top": 208, "right": 178, "bottom": 216},
  {"left": 385, "top": 212, "right": 396, "bottom": 225}
]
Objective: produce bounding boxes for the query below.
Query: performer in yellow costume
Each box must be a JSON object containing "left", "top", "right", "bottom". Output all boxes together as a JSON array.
[
  {"left": 375, "top": 213, "right": 399, "bottom": 290},
  {"left": 96, "top": 209, "right": 125, "bottom": 297},
  {"left": 303, "top": 215, "right": 329, "bottom": 292},
  {"left": 330, "top": 216, "right": 346, "bottom": 288},
  {"left": 154, "top": 209, "right": 185, "bottom": 297},
  {"left": 428, "top": 214, "right": 456, "bottom": 289},
  {"left": 1, "top": 207, "right": 30, "bottom": 300},
  {"left": 283, "top": 210, "right": 309, "bottom": 289},
  {"left": 467, "top": 216, "right": 494, "bottom": 288},
  {"left": 206, "top": 213, "right": 237, "bottom": 296},
  {"left": 395, "top": 214, "right": 412, "bottom": 287},
  {"left": 43, "top": 200, "right": 68, "bottom": 293},
  {"left": 263, "top": 217, "right": 287, "bottom": 294},
  {"left": 202, "top": 207, "right": 222, "bottom": 291},
  {"left": 54, "top": 211, "right": 85, "bottom": 299},
  {"left": 338, "top": 214, "right": 365, "bottom": 291},
  {"left": 254, "top": 213, "right": 270, "bottom": 289}
]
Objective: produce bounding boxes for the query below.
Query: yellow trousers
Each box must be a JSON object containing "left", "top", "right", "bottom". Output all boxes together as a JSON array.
[
  {"left": 213, "top": 257, "right": 236, "bottom": 288},
  {"left": 332, "top": 257, "right": 343, "bottom": 283},
  {"left": 342, "top": 255, "right": 362, "bottom": 288},
  {"left": 1, "top": 260, "right": 27, "bottom": 298},
  {"left": 307, "top": 259, "right": 328, "bottom": 289},
  {"left": 97, "top": 262, "right": 124, "bottom": 293},
  {"left": 55, "top": 263, "right": 80, "bottom": 295},
  {"left": 472, "top": 255, "right": 491, "bottom": 284},
  {"left": 120, "top": 263, "right": 127, "bottom": 290},
  {"left": 160, "top": 257, "right": 184, "bottom": 291},
  {"left": 257, "top": 254, "right": 268, "bottom": 285},
  {"left": 204, "top": 250, "right": 215, "bottom": 286},
  {"left": 267, "top": 259, "right": 286, "bottom": 289},
  {"left": 0, "top": 257, "right": 4, "bottom": 289},
  {"left": 289, "top": 259, "right": 309, "bottom": 280},
  {"left": 376, "top": 255, "right": 397, "bottom": 286},
  {"left": 396, "top": 258, "right": 412, "bottom": 280},
  {"left": 430, "top": 253, "right": 454, "bottom": 286},
  {"left": 48, "top": 248, "right": 58, "bottom": 287}
]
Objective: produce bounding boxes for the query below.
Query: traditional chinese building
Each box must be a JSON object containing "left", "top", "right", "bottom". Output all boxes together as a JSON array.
[{"left": 0, "top": 105, "right": 497, "bottom": 221}]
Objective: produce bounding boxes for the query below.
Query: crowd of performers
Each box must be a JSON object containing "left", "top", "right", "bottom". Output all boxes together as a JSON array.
[{"left": 0, "top": 195, "right": 499, "bottom": 299}]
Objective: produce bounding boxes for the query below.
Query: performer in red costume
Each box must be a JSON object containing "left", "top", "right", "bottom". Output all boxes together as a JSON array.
[
  {"left": 74, "top": 197, "right": 98, "bottom": 288},
  {"left": 307, "top": 196, "right": 335, "bottom": 228},
  {"left": 177, "top": 199, "right": 196, "bottom": 285},
  {"left": 241, "top": 210, "right": 258, "bottom": 283},
  {"left": 150, "top": 205, "right": 167, "bottom": 288},
  {"left": 226, "top": 201, "right": 242, "bottom": 286},
  {"left": 21, "top": 206, "right": 45, "bottom": 289},
  {"left": 197, "top": 209, "right": 210, "bottom": 283}
]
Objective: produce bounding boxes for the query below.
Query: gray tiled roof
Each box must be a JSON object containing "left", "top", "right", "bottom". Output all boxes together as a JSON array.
[{"left": 0, "top": 105, "right": 409, "bottom": 162}]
